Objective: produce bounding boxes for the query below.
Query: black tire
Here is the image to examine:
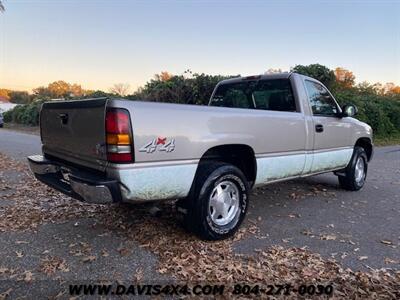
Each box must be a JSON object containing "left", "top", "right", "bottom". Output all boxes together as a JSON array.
[
  {"left": 338, "top": 146, "right": 368, "bottom": 191},
  {"left": 0, "top": 124, "right": 3, "bottom": 128},
  {"left": 181, "top": 162, "right": 250, "bottom": 240}
]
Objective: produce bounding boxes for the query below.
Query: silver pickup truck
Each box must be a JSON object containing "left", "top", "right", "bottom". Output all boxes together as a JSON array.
[{"left": 28, "top": 72, "right": 373, "bottom": 240}]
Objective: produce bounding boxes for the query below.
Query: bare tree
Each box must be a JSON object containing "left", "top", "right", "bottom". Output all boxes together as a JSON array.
[
  {"left": 0, "top": 1, "right": 5, "bottom": 12},
  {"left": 109, "top": 83, "right": 130, "bottom": 97}
]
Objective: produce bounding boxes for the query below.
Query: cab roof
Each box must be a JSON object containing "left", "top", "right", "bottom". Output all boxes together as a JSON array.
[{"left": 218, "top": 72, "right": 294, "bottom": 85}]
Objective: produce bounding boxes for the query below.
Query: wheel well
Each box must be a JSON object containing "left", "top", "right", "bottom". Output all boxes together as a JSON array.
[
  {"left": 198, "top": 144, "right": 257, "bottom": 186},
  {"left": 355, "top": 138, "right": 373, "bottom": 161}
]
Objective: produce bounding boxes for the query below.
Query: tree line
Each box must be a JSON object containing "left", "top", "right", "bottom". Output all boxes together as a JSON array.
[{"left": 2, "top": 64, "right": 400, "bottom": 139}]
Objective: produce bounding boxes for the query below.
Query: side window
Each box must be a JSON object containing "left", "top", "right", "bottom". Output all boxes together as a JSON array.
[
  {"left": 253, "top": 79, "right": 296, "bottom": 112},
  {"left": 304, "top": 80, "right": 338, "bottom": 116}
]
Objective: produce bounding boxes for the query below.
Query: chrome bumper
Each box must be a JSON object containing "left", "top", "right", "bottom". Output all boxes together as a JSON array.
[{"left": 27, "top": 155, "right": 121, "bottom": 204}]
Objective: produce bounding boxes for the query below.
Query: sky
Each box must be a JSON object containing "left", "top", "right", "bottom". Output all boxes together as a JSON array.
[{"left": 0, "top": 0, "right": 399, "bottom": 93}]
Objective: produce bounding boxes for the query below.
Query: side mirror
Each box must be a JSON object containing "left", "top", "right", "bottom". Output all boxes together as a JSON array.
[{"left": 341, "top": 104, "right": 358, "bottom": 117}]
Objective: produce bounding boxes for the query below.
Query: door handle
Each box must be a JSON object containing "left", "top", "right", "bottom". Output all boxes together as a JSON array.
[{"left": 315, "top": 124, "right": 324, "bottom": 133}]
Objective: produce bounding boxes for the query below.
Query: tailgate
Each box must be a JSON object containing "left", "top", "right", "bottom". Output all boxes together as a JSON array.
[{"left": 40, "top": 98, "right": 108, "bottom": 172}]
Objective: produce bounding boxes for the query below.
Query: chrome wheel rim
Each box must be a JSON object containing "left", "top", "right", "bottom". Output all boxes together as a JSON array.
[
  {"left": 355, "top": 157, "right": 365, "bottom": 183},
  {"left": 208, "top": 181, "right": 240, "bottom": 226}
]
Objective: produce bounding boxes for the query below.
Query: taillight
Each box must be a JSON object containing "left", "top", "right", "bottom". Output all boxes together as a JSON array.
[{"left": 105, "top": 108, "right": 133, "bottom": 163}]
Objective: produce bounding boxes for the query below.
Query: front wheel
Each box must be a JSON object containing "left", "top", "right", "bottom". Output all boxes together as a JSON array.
[
  {"left": 182, "top": 162, "right": 250, "bottom": 240},
  {"left": 338, "top": 146, "right": 368, "bottom": 191}
]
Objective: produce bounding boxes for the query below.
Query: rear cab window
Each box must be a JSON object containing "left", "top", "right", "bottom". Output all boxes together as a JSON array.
[{"left": 210, "top": 78, "right": 297, "bottom": 112}]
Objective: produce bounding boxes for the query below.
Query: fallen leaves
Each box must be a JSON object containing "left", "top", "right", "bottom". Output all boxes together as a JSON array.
[
  {"left": 15, "top": 240, "right": 29, "bottom": 245},
  {"left": 288, "top": 186, "right": 337, "bottom": 201},
  {"left": 133, "top": 268, "right": 144, "bottom": 282},
  {"left": 321, "top": 234, "right": 337, "bottom": 241},
  {"left": 1, "top": 152, "right": 400, "bottom": 298},
  {"left": 301, "top": 230, "right": 354, "bottom": 243},
  {"left": 39, "top": 256, "right": 69, "bottom": 274},
  {"left": 81, "top": 255, "right": 96, "bottom": 263},
  {"left": 381, "top": 240, "right": 393, "bottom": 245},
  {"left": 0, "top": 288, "right": 12, "bottom": 300},
  {"left": 23, "top": 271, "right": 33, "bottom": 283},
  {"left": 384, "top": 257, "right": 399, "bottom": 264},
  {"left": 117, "top": 246, "right": 131, "bottom": 257},
  {"left": 275, "top": 213, "right": 301, "bottom": 218},
  {"left": 69, "top": 241, "right": 97, "bottom": 263},
  {"left": 94, "top": 202, "right": 400, "bottom": 298},
  {"left": 68, "top": 241, "right": 94, "bottom": 260},
  {"left": 0, "top": 153, "right": 105, "bottom": 232},
  {"left": 301, "top": 229, "right": 314, "bottom": 236}
]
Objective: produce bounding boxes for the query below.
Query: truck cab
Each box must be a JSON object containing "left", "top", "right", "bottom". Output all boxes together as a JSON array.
[{"left": 209, "top": 73, "right": 372, "bottom": 182}]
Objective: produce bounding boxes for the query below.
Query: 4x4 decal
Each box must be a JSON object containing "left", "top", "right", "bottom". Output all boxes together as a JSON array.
[{"left": 139, "top": 137, "right": 175, "bottom": 153}]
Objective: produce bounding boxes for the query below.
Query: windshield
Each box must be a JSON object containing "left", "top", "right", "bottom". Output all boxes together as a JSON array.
[{"left": 209, "top": 79, "right": 296, "bottom": 112}]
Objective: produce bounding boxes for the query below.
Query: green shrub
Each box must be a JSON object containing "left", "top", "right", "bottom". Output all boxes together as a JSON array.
[
  {"left": 3, "top": 109, "right": 13, "bottom": 122},
  {"left": 126, "top": 72, "right": 236, "bottom": 105},
  {"left": 334, "top": 88, "right": 400, "bottom": 137}
]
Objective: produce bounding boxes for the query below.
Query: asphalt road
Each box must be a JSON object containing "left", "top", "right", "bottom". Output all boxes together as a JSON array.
[
  {"left": 0, "top": 129, "right": 41, "bottom": 160},
  {"left": 0, "top": 128, "right": 399, "bottom": 296}
]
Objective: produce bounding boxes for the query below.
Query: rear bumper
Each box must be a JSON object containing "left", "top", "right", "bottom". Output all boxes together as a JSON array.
[{"left": 28, "top": 155, "right": 121, "bottom": 204}]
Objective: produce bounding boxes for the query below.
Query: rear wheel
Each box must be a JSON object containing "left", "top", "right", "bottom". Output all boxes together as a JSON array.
[
  {"left": 179, "top": 162, "right": 249, "bottom": 240},
  {"left": 338, "top": 146, "right": 368, "bottom": 191}
]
